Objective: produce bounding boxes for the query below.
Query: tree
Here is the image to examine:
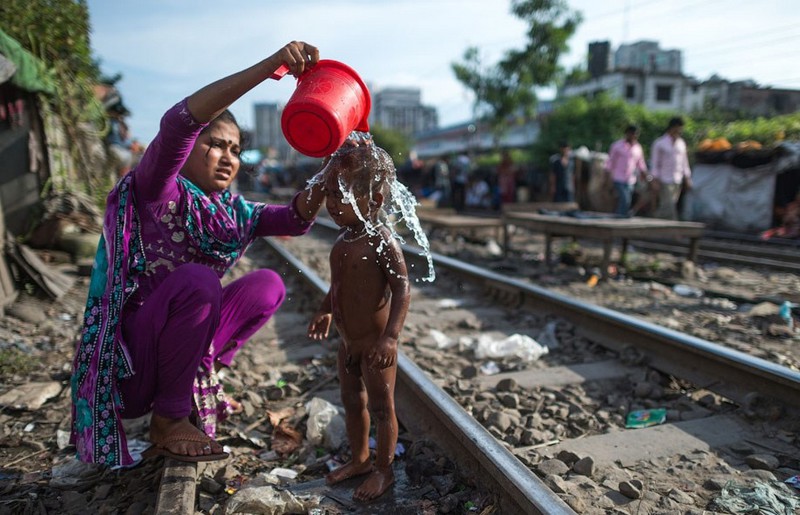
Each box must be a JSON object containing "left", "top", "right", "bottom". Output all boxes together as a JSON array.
[
  {"left": 369, "top": 125, "right": 412, "bottom": 167},
  {"left": 451, "top": 0, "right": 581, "bottom": 134},
  {"left": 1, "top": 0, "right": 110, "bottom": 201}
]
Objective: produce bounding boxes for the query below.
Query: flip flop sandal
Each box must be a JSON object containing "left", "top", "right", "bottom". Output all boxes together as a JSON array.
[{"left": 142, "top": 432, "right": 228, "bottom": 463}]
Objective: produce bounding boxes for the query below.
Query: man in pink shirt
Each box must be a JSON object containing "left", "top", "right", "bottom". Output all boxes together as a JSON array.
[
  {"left": 605, "top": 125, "right": 648, "bottom": 217},
  {"left": 650, "top": 117, "right": 692, "bottom": 219}
]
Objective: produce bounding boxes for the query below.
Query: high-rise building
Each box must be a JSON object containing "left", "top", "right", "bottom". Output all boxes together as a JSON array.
[
  {"left": 253, "top": 102, "right": 290, "bottom": 158},
  {"left": 370, "top": 87, "right": 438, "bottom": 136}
]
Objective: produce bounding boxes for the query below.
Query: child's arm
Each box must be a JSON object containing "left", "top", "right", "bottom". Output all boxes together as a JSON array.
[
  {"left": 308, "top": 290, "right": 333, "bottom": 340},
  {"left": 368, "top": 238, "right": 411, "bottom": 369}
]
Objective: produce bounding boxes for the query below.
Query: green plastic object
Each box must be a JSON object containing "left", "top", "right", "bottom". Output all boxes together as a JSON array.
[{"left": 625, "top": 408, "right": 667, "bottom": 428}]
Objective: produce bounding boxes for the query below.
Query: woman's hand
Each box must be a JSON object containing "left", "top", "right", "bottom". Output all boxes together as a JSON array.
[{"left": 271, "top": 41, "right": 320, "bottom": 78}]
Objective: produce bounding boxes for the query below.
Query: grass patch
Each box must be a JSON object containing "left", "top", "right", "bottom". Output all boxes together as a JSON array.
[{"left": 0, "top": 348, "right": 37, "bottom": 378}]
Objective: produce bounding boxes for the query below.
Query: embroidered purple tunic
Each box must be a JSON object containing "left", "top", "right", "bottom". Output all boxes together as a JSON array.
[{"left": 70, "top": 99, "right": 313, "bottom": 466}]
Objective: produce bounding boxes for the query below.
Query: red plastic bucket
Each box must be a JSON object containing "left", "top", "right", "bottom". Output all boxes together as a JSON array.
[{"left": 281, "top": 60, "right": 371, "bottom": 158}]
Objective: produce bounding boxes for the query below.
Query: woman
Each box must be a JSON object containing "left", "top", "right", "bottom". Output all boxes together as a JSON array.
[{"left": 70, "top": 41, "right": 324, "bottom": 466}]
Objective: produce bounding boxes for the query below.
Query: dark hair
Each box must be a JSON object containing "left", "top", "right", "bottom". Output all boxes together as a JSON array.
[
  {"left": 202, "top": 110, "right": 242, "bottom": 141},
  {"left": 330, "top": 145, "right": 396, "bottom": 198},
  {"left": 558, "top": 141, "right": 570, "bottom": 149},
  {"left": 667, "top": 117, "right": 684, "bottom": 129},
  {"left": 625, "top": 124, "right": 638, "bottom": 134}
]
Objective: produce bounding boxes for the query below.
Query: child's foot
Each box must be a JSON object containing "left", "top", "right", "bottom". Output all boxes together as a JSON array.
[
  {"left": 353, "top": 466, "right": 394, "bottom": 501},
  {"left": 325, "top": 459, "right": 372, "bottom": 485}
]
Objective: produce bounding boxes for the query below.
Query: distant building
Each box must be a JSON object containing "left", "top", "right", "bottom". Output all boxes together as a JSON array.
[
  {"left": 253, "top": 102, "right": 291, "bottom": 159},
  {"left": 370, "top": 87, "right": 438, "bottom": 136},
  {"left": 560, "top": 40, "right": 800, "bottom": 116}
]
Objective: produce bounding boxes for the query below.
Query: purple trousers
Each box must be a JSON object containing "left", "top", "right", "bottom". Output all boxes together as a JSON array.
[{"left": 119, "top": 263, "right": 285, "bottom": 419}]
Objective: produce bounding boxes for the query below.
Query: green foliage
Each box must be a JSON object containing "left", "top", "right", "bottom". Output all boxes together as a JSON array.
[
  {"left": 694, "top": 112, "right": 800, "bottom": 145},
  {"left": 369, "top": 125, "right": 412, "bottom": 166},
  {"left": 1, "top": 0, "right": 110, "bottom": 200},
  {"left": 452, "top": 0, "right": 582, "bottom": 134},
  {"left": 0, "top": 348, "right": 37, "bottom": 377}
]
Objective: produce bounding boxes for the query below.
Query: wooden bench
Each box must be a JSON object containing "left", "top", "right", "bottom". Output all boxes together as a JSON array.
[
  {"left": 501, "top": 201, "right": 579, "bottom": 214},
  {"left": 417, "top": 211, "right": 506, "bottom": 245},
  {"left": 503, "top": 212, "right": 705, "bottom": 278}
]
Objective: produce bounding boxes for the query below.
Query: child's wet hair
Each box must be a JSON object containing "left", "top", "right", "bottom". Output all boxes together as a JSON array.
[{"left": 330, "top": 144, "right": 396, "bottom": 197}]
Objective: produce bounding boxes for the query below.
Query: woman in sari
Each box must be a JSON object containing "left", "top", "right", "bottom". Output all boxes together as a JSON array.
[{"left": 70, "top": 41, "right": 324, "bottom": 466}]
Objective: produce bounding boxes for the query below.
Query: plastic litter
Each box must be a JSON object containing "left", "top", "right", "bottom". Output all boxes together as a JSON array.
[
  {"left": 625, "top": 408, "right": 667, "bottom": 428},
  {"left": 474, "top": 333, "right": 548, "bottom": 361},
  {"left": 785, "top": 475, "right": 800, "bottom": 490},
  {"left": 673, "top": 284, "right": 703, "bottom": 298},
  {"left": 780, "top": 301, "right": 797, "bottom": 330},
  {"left": 429, "top": 329, "right": 456, "bottom": 349},
  {"left": 305, "top": 397, "right": 346, "bottom": 449},
  {"left": 536, "top": 321, "right": 560, "bottom": 350},
  {"left": 368, "top": 436, "right": 405, "bottom": 457},
  {"left": 711, "top": 480, "right": 799, "bottom": 514},
  {"left": 479, "top": 361, "right": 500, "bottom": 375}
]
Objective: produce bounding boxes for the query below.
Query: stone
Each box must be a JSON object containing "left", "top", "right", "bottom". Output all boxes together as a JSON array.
[
  {"left": 572, "top": 456, "right": 595, "bottom": 477},
  {"left": 460, "top": 365, "right": 478, "bottom": 379},
  {"left": 619, "top": 480, "right": 643, "bottom": 499},
  {"left": 495, "top": 377, "right": 518, "bottom": 392},
  {"left": 745, "top": 453, "right": 779, "bottom": 470},
  {"left": 536, "top": 458, "right": 569, "bottom": 476}
]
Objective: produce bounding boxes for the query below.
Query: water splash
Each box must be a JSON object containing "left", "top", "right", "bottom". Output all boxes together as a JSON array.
[{"left": 327, "top": 132, "right": 436, "bottom": 282}]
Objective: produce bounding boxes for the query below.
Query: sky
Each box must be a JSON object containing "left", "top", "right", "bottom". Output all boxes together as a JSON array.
[{"left": 85, "top": 0, "right": 800, "bottom": 144}]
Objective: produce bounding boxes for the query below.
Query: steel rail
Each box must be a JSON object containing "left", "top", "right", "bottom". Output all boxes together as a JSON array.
[
  {"left": 315, "top": 217, "right": 800, "bottom": 409},
  {"left": 265, "top": 234, "right": 576, "bottom": 515}
]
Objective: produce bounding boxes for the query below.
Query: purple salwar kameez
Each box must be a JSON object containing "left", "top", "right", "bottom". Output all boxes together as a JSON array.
[{"left": 70, "top": 99, "right": 313, "bottom": 466}]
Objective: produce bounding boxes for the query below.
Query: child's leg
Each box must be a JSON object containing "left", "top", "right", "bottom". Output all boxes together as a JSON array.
[
  {"left": 353, "top": 362, "right": 398, "bottom": 501},
  {"left": 326, "top": 344, "right": 372, "bottom": 485}
]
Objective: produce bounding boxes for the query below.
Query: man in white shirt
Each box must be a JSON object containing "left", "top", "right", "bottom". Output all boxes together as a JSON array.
[{"left": 650, "top": 117, "right": 692, "bottom": 220}]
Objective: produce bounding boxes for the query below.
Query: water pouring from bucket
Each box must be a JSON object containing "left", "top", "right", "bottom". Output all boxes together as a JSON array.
[{"left": 272, "top": 59, "right": 371, "bottom": 158}]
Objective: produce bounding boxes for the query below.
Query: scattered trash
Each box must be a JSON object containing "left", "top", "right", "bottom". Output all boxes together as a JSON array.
[
  {"left": 780, "top": 301, "right": 797, "bottom": 330},
  {"left": 225, "top": 484, "right": 322, "bottom": 515},
  {"left": 673, "top": 284, "right": 703, "bottom": 298},
  {"left": 325, "top": 458, "right": 342, "bottom": 472},
  {"left": 625, "top": 408, "right": 667, "bottom": 428},
  {"left": 437, "top": 298, "right": 464, "bottom": 309},
  {"left": 428, "top": 329, "right": 456, "bottom": 349},
  {"left": 786, "top": 475, "right": 800, "bottom": 490},
  {"left": 536, "top": 321, "right": 560, "bottom": 350},
  {"left": 268, "top": 467, "right": 298, "bottom": 482},
  {"left": 586, "top": 274, "right": 599, "bottom": 287},
  {"left": 271, "top": 421, "right": 302, "bottom": 456},
  {"left": 56, "top": 429, "right": 71, "bottom": 450},
  {"left": 24, "top": 423, "right": 35, "bottom": 432},
  {"left": 368, "top": 437, "right": 405, "bottom": 457},
  {"left": 474, "top": 333, "right": 548, "bottom": 361},
  {"left": 305, "top": 397, "right": 346, "bottom": 450},
  {"left": 711, "top": 480, "right": 799, "bottom": 514},
  {"left": 479, "top": 361, "right": 500, "bottom": 375}
]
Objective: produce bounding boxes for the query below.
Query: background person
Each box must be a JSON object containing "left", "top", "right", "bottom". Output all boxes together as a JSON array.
[
  {"left": 605, "top": 125, "right": 648, "bottom": 217},
  {"left": 549, "top": 141, "right": 575, "bottom": 202},
  {"left": 650, "top": 117, "right": 692, "bottom": 219}
]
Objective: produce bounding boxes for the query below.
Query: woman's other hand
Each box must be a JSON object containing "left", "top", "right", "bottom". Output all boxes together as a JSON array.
[{"left": 271, "top": 41, "right": 320, "bottom": 78}]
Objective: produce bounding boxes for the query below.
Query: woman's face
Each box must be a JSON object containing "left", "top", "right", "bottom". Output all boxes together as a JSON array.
[{"left": 182, "top": 121, "right": 241, "bottom": 194}]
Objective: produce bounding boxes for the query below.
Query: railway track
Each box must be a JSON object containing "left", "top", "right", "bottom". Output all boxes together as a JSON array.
[{"left": 153, "top": 217, "right": 800, "bottom": 514}]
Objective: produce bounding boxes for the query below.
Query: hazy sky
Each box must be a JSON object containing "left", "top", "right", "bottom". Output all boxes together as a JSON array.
[{"left": 85, "top": 0, "right": 800, "bottom": 143}]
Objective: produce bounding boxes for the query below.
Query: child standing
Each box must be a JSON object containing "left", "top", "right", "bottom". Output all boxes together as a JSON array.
[{"left": 307, "top": 144, "right": 411, "bottom": 501}]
